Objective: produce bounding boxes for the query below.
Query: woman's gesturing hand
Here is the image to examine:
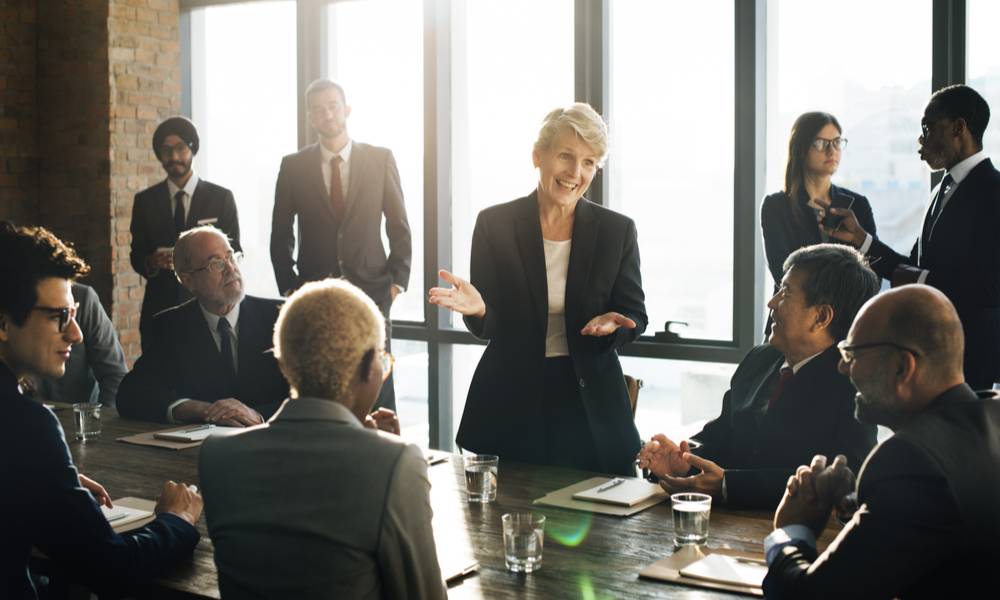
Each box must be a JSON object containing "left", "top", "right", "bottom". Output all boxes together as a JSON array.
[
  {"left": 428, "top": 270, "right": 487, "bottom": 318},
  {"left": 580, "top": 311, "right": 636, "bottom": 336}
]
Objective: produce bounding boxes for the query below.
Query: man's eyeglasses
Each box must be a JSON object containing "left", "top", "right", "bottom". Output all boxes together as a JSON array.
[
  {"left": 380, "top": 349, "right": 395, "bottom": 381},
  {"left": 159, "top": 142, "right": 193, "bottom": 157},
  {"left": 32, "top": 302, "right": 80, "bottom": 333},
  {"left": 837, "top": 340, "right": 922, "bottom": 365},
  {"left": 811, "top": 137, "right": 847, "bottom": 152},
  {"left": 189, "top": 251, "right": 243, "bottom": 275}
]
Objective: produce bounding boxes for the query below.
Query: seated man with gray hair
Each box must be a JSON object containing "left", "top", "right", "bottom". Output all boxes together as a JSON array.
[
  {"left": 638, "top": 244, "right": 880, "bottom": 508},
  {"left": 117, "top": 225, "right": 288, "bottom": 424},
  {"left": 199, "top": 279, "right": 446, "bottom": 599}
]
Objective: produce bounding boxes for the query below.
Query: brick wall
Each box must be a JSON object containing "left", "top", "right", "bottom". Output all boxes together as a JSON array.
[
  {"left": 108, "top": 0, "right": 181, "bottom": 362},
  {"left": 0, "top": 0, "right": 39, "bottom": 225}
]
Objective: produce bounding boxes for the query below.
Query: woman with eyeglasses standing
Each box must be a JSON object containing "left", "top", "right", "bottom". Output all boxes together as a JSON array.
[{"left": 761, "top": 112, "right": 878, "bottom": 336}]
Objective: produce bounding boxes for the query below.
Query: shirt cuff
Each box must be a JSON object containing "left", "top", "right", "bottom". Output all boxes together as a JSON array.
[
  {"left": 393, "top": 283, "right": 405, "bottom": 294},
  {"left": 764, "top": 525, "right": 817, "bottom": 566},
  {"left": 859, "top": 233, "right": 873, "bottom": 254},
  {"left": 917, "top": 269, "right": 930, "bottom": 284},
  {"left": 721, "top": 473, "right": 728, "bottom": 503},
  {"left": 167, "top": 398, "right": 192, "bottom": 423}
]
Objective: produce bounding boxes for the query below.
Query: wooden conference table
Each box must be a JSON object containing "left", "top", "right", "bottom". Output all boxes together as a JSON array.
[{"left": 54, "top": 408, "right": 839, "bottom": 599}]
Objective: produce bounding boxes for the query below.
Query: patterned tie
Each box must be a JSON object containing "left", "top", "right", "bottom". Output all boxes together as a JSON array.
[
  {"left": 217, "top": 317, "right": 236, "bottom": 380},
  {"left": 769, "top": 366, "right": 794, "bottom": 410},
  {"left": 329, "top": 156, "right": 345, "bottom": 220},
  {"left": 922, "top": 173, "right": 953, "bottom": 242},
  {"left": 173, "top": 190, "right": 187, "bottom": 239}
]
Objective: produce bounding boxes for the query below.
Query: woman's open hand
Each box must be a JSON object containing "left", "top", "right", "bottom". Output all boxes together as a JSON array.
[{"left": 428, "top": 270, "right": 486, "bottom": 318}]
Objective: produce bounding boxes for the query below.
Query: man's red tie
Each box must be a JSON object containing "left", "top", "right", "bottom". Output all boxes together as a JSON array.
[
  {"left": 769, "top": 366, "right": 794, "bottom": 410},
  {"left": 329, "top": 155, "right": 345, "bottom": 220}
]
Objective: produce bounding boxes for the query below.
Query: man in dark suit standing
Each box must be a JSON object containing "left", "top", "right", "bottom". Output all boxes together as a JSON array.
[
  {"left": 638, "top": 245, "right": 879, "bottom": 509},
  {"left": 131, "top": 116, "right": 241, "bottom": 351},
  {"left": 0, "top": 223, "right": 202, "bottom": 600},
  {"left": 118, "top": 226, "right": 288, "bottom": 425},
  {"left": 830, "top": 85, "right": 1000, "bottom": 389},
  {"left": 270, "top": 79, "right": 411, "bottom": 410},
  {"left": 763, "top": 285, "right": 1000, "bottom": 599}
]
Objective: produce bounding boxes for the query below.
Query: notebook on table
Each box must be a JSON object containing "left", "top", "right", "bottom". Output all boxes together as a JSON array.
[
  {"left": 152, "top": 424, "right": 243, "bottom": 443},
  {"left": 571, "top": 477, "right": 665, "bottom": 507}
]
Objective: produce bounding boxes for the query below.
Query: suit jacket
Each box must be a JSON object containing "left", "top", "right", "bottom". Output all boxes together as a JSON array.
[
  {"left": 693, "top": 344, "right": 877, "bottom": 509},
  {"left": 867, "top": 159, "right": 1000, "bottom": 389},
  {"left": 456, "top": 193, "right": 646, "bottom": 476},
  {"left": 764, "top": 384, "right": 1000, "bottom": 599},
  {"left": 200, "top": 398, "right": 446, "bottom": 600},
  {"left": 116, "top": 295, "right": 288, "bottom": 423},
  {"left": 270, "top": 141, "right": 411, "bottom": 307},
  {"left": 130, "top": 178, "right": 241, "bottom": 348},
  {"left": 33, "top": 283, "right": 127, "bottom": 406},
  {"left": 1, "top": 363, "right": 198, "bottom": 600},
  {"left": 761, "top": 184, "right": 877, "bottom": 286}
]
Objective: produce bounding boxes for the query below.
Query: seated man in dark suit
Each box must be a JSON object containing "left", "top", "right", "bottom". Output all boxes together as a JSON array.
[
  {"left": 0, "top": 222, "right": 202, "bottom": 600},
  {"left": 638, "top": 244, "right": 879, "bottom": 509},
  {"left": 764, "top": 284, "right": 1000, "bottom": 599},
  {"left": 200, "top": 279, "right": 445, "bottom": 599},
  {"left": 117, "top": 225, "right": 288, "bottom": 425}
]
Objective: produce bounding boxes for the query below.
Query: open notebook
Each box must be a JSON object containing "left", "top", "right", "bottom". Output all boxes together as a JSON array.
[{"left": 571, "top": 477, "right": 664, "bottom": 507}]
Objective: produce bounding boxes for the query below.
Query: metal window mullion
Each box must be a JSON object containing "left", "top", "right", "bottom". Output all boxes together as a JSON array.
[{"left": 575, "top": 0, "right": 608, "bottom": 207}]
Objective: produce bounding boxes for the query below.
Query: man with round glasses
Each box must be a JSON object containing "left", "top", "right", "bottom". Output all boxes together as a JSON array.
[
  {"left": 130, "top": 116, "right": 242, "bottom": 351},
  {"left": 1, "top": 222, "right": 202, "bottom": 599},
  {"left": 118, "top": 225, "right": 288, "bottom": 425}
]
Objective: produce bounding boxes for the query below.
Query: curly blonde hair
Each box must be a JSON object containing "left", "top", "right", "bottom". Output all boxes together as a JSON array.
[{"left": 273, "top": 279, "right": 385, "bottom": 400}]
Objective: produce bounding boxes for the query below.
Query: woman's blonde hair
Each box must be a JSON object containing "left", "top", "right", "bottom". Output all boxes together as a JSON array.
[
  {"left": 534, "top": 102, "right": 609, "bottom": 166},
  {"left": 273, "top": 279, "right": 385, "bottom": 400}
]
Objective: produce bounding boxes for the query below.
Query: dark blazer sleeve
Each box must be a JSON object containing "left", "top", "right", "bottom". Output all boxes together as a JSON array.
[
  {"left": 25, "top": 406, "right": 199, "bottom": 594},
  {"left": 463, "top": 210, "right": 502, "bottom": 340},
  {"left": 116, "top": 315, "right": 182, "bottom": 423},
  {"left": 130, "top": 191, "right": 154, "bottom": 278},
  {"left": 271, "top": 155, "right": 299, "bottom": 294},
  {"left": 76, "top": 285, "right": 127, "bottom": 407},
  {"left": 763, "top": 437, "right": 959, "bottom": 599},
  {"left": 605, "top": 218, "right": 647, "bottom": 350},
  {"left": 382, "top": 150, "right": 412, "bottom": 291},
  {"left": 761, "top": 192, "right": 794, "bottom": 285}
]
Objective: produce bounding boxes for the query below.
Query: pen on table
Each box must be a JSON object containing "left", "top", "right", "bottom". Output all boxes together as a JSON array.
[
  {"left": 597, "top": 477, "right": 626, "bottom": 492},
  {"left": 106, "top": 513, "right": 128, "bottom": 523},
  {"left": 180, "top": 424, "right": 214, "bottom": 434}
]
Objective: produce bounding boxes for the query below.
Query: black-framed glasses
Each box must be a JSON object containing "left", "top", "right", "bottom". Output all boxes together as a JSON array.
[
  {"left": 189, "top": 251, "right": 243, "bottom": 275},
  {"left": 159, "top": 141, "right": 193, "bottom": 158},
  {"left": 837, "top": 340, "right": 922, "bottom": 365},
  {"left": 380, "top": 349, "right": 395, "bottom": 381},
  {"left": 811, "top": 137, "right": 847, "bottom": 152},
  {"left": 32, "top": 302, "right": 80, "bottom": 333}
]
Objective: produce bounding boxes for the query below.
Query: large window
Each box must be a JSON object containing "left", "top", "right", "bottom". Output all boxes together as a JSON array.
[
  {"left": 449, "top": 0, "right": 575, "bottom": 326},
  {"left": 968, "top": 0, "right": 1000, "bottom": 158},
  {"left": 326, "top": 0, "right": 425, "bottom": 322},
  {"left": 189, "top": 1, "right": 297, "bottom": 299},
  {"left": 609, "top": 0, "right": 735, "bottom": 342}
]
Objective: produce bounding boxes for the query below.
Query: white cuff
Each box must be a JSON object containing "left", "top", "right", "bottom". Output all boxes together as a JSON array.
[
  {"left": 917, "top": 269, "right": 930, "bottom": 284},
  {"left": 167, "top": 398, "right": 192, "bottom": 423},
  {"left": 859, "top": 233, "right": 873, "bottom": 255},
  {"left": 764, "top": 525, "right": 817, "bottom": 566}
]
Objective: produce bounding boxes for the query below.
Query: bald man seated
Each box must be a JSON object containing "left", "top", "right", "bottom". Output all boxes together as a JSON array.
[{"left": 764, "top": 284, "right": 1000, "bottom": 599}]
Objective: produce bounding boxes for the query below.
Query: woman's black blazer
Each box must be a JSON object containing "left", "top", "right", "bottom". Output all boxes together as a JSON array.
[
  {"left": 760, "top": 184, "right": 877, "bottom": 285},
  {"left": 456, "top": 192, "right": 647, "bottom": 475}
]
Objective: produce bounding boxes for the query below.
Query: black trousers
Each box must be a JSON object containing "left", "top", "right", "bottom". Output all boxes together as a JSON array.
[
  {"left": 542, "top": 356, "right": 601, "bottom": 472},
  {"left": 376, "top": 299, "right": 395, "bottom": 411}
]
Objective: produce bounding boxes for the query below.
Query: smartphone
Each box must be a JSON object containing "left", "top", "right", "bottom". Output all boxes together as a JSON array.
[{"left": 822, "top": 197, "right": 854, "bottom": 230}]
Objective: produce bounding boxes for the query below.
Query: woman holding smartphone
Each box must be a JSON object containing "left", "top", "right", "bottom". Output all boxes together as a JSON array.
[{"left": 761, "top": 112, "right": 877, "bottom": 330}]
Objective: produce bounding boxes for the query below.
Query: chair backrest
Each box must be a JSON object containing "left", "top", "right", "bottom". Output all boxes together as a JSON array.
[{"left": 624, "top": 375, "right": 643, "bottom": 418}]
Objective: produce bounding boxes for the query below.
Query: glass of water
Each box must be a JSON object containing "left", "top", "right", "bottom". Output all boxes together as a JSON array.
[
  {"left": 72, "top": 403, "right": 101, "bottom": 442},
  {"left": 464, "top": 454, "right": 498, "bottom": 503},
  {"left": 502, "top": 512, "right": 545, "bottom": 573},
  {"left": 671, "top": 492, "right": 711, "bottom": 547}
]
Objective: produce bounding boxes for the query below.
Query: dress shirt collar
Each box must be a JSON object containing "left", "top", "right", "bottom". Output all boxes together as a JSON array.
[
  {"left": 167, "top": 171, "right": 200, "bottom": 199},
  {"left": 946, "top": 149, "right": 988, "bottom": 185},
  {"left": 782, "top": 348, "right": 825, "bottom": 375},
  {"left": 198, "top": 300, "right": 240, "bottom": 334},
  {"left": 270, "top": 396, "right": 364, "bottom": 428},
  {"left": 320, "top": 138, "right": 353, "bottom": 165}
]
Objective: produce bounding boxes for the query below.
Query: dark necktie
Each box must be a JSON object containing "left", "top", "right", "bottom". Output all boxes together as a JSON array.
[
  {"left": 923, "top": 173, "right": 953, "bottom": 241},
  {"left": 769, "top": 366, "right": 794, "bottom": 410},
  {"left": 329, "top": 156, "right": 345, "bottom": 220},
  {"left": 217, "top": 317, "right": 236, "bottom": 379},
  {"left": 173, "top": 190, "right": 187, "bottom": 238}
]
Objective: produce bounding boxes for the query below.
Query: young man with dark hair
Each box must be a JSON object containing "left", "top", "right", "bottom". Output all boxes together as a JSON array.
[{"left": 0, "top": 223, "right": 202, "bottom": 600}]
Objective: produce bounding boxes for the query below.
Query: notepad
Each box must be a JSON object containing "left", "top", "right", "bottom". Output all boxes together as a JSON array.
[
  {"left": 152, "top": 425, "right": 243, "bottom": 443},
  {"left": 571, "top": 476, "right": 665, "bottom": 507},
  {"left": 101, "top": 503, "right": 154, "bottom": 530},
  {"left": 679, "top": 553, "right": 767, "bottom": 588}
]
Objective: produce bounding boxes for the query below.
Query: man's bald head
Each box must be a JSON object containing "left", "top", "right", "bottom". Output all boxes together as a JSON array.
[{"left": 854, "top": 285, "right": 964, "bottom": 384}]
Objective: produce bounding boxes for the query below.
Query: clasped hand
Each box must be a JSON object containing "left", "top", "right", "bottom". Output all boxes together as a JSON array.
[
  {"left": 774, "top": 454, "right": 856, "bottom": 536},
  {"left": 636, "top": 434, "right": 724, "bottom": 497}
]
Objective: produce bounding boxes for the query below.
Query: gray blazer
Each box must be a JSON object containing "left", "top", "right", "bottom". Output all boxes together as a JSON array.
[{"left": 199, "top": 398, "right": 446, "bottom": 600}]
